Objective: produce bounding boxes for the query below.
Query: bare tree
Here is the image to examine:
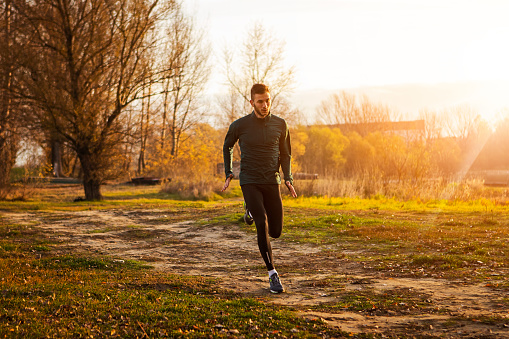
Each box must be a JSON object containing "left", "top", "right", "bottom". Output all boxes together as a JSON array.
[
  {"left": 222, "top": 22, "right": 298, "bottom": 124},
  {"left": 158, "top": 6, "right": 210, "bottom": 158},
  {"left": 317, "top": 91, "right": 358, "bottom": 125},
  {"left": 17, "top": 0, "right": 176, "bottom": 200},
  {"left": 418, "top": 108, "right": 444, "bottom": 142},
  {"left": 444, "top": 105, "right": 480, "bottom": 142},
  {"left": 318, "top": 91, "right": 397, "bottom": 136},
  {"left": 215, "top": 86, "right": 246, "bottom": 127}
]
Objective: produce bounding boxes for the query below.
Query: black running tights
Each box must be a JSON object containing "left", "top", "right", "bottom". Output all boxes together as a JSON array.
[{"left": 241, "top": 184, "right": 283, "bottom": 271}]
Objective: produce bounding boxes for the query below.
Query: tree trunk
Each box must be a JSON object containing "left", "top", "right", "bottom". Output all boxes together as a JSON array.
[
  {"left": 0, "top": 0, "right": 14, "bottom": 188},
  {"left": 170, "top": 90, "right": 179, "bottom": 156},
  {"left": 137, "top": 82, "right": 151, "bottom": 175},
  {"left": 160, "top": 80, "right": 169, "bottom": 150},
  {"left": 51, "top": 139, "right": 65, "bottom": 177},
  {"left": 0, "top": 136, "right": 16, "bottom": 187},
  {"left": 79, "top": 153, "right": 102, "bottom": 201},
  {"left": 137, "top": 87, "right": 146, "bottom": 175},
  {"left": 83, "top": 178, "right": 102, "bottom": 201}
]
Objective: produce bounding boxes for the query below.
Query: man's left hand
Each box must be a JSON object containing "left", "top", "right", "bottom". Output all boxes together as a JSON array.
[{"left": 285, "top": 181, "right": 297, "bottom": 198}]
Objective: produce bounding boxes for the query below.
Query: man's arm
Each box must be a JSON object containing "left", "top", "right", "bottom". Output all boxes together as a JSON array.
[
  {"left": 280, "top": 121, "right": 297, "bottom": 198},
  {"left": 221, "top": 123, "right": 237, "bottom": 192}
]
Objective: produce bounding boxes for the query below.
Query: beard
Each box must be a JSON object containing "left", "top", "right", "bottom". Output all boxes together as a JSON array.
[{"left": 254, "top": 106, "right": 269, "bottom": 118}]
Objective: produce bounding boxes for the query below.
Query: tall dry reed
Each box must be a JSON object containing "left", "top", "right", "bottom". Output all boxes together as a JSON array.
[{"left": 293, "top": 175, "right": 509, "bottom": 203}]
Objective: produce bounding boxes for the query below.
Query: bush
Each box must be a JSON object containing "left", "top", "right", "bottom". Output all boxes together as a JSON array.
[{"left": 161, "top": 176, "right": 227, "bottom": 201}]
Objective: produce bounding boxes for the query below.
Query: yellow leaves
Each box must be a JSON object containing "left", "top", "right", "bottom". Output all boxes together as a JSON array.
[
  {"left": 146, "top": 123, "right": 222, "bottom": 180},
  {"left": 298, "top": 126, "right": 349, "bottom": 175}
]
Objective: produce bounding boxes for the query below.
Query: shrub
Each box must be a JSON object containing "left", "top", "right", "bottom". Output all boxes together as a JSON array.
[{"left": 161, "top": 176, "right": 225, "bottom": 201}]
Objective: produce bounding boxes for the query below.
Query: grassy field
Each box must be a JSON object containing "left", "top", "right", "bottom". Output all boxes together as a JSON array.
[
  {"left": 282, "top": 196, "right": 509, "bottom": 281},
  {"left": 1, "top": 182, "right": 508, "bottom": 338}
]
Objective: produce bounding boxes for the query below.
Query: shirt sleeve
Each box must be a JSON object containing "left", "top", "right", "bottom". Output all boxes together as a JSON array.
[
  {"left": 223, "top": 122, "right": 238, "bottom": 179},
  {"left": 279, "top": 121, "right": 293, "bottom": 185}
]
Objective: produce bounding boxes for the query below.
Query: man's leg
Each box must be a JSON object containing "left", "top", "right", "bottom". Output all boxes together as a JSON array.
[
  {"left": 263, "top": 185, "right": 283, "bottom": 239},
  {"left": 241, "top": 184, "right": 274, "bottom": 271},
  {"left": 262, "top": 184, "right": 285, "bottom": 293},
  {"left": 242, "top": 184, "right": 285, "bottom": 293}
]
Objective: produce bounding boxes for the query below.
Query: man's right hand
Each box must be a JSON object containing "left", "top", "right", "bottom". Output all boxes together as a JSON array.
[
  {"left": 221, "top": 174, "right": 234, "bottom": 192},
  {"left": 285, "top": 181, "right": 298, "bottom": 198}
]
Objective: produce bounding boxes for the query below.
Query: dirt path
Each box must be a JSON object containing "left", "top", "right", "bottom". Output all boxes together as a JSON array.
[{"left": 4, "top": 209, "right": 509, "bottom": 338}]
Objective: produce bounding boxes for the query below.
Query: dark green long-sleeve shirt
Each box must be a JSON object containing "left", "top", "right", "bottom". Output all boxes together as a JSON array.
[{"left": 223, "top": 112, "right": 293, "bottom": 186}]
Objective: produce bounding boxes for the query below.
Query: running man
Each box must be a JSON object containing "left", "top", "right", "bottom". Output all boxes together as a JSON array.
[{"left": 221, "top": 83, "right": 297, "bottom": 293}]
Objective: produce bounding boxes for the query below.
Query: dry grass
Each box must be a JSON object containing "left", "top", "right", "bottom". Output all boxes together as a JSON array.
[
  {"left": 161, "top": 176, "right": 240, "bottom": 201},
  {"left": 294, "top": 176, "right": 509, "bottom": 203}
]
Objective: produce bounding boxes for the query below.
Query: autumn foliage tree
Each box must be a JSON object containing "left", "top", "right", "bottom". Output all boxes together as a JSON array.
[
  {"left": 17, "top": 0, "right": 176, "bottom": 200},
  {"left": 342, "top": 132, "right": 375, "bottom": 176},
  {"left": 295, "top": 126, "right": 349, "bottom": 176}
]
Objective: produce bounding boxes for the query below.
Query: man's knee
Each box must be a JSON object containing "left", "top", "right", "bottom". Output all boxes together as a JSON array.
[{"left": 269, "top": 228, "right": 282, "bottom": 238}]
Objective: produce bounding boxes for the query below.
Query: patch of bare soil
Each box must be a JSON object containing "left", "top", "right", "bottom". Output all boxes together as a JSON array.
[{"left": 4, "top": 209, "right": 509, "bottom": 338}]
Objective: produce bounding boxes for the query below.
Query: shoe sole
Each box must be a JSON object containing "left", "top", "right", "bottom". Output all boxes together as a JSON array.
[
  {"left": 270, "top": 288, "right": 284, "bottom": 294},
  {"left": 244, "top": 215, "right": 253, "bottom": 225}
]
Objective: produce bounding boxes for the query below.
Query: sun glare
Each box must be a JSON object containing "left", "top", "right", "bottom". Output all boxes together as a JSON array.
[{"left": 462, "top": 28, "right": 509, "bottom": 82}]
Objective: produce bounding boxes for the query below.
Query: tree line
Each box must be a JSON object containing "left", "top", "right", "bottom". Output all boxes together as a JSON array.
[{"left": 1, "top": 1, "right": 508, "bottom": 201}]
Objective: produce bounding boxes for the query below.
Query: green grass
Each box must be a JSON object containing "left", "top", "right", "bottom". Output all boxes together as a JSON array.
[
  {"left": 0, "top": 256, "right": 357, "bottom": 338},
  {"left": 284, "top": 195, "right": 509, "bottom": 213},
  {"left": 273, "top": 196, "right": 509, "bottom": 280},
  {"left": 212, "top": 194, "right": 509, "bottom": 281}
]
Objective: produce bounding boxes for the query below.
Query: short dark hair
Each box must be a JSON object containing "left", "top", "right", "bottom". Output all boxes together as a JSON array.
[{"left": 250, "top": 83, "right": 270, "bottom": 101}]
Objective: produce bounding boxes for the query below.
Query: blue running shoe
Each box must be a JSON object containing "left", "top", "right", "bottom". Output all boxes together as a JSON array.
[{"left": 269, "top": 273, "right": 284, "bottom": 293}]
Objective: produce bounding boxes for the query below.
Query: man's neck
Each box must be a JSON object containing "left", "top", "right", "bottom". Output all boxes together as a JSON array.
[{"left": 253, "top": 111, "right": 269, "bottom": 119}]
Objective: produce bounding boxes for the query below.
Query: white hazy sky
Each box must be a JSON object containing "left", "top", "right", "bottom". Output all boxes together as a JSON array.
[{"left": 188, "top": 0, "right": 509, "bottom": 123}]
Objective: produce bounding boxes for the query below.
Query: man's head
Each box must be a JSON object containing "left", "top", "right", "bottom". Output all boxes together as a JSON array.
[{"left": 250, "top": 83, "right": 271, "bottom": 118}]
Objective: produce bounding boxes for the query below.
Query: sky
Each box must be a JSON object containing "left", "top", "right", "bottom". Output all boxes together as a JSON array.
[{"left": 187, "top": 0, "right": 509, "bottom": 124}]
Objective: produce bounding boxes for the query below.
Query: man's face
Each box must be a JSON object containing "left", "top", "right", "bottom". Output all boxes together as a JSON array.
[{"left": 250, "top": 92, "right": 271, "bottom": 118}]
